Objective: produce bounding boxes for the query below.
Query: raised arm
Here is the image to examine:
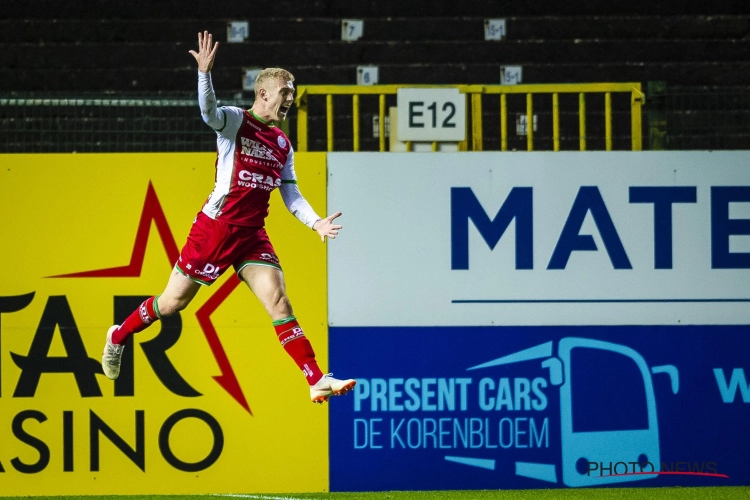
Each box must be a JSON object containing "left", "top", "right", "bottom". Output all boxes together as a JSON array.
[{"left": 189, "top": 31, "right": 226, "bottom": 131}]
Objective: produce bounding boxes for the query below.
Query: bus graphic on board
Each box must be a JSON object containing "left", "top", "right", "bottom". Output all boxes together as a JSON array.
[{"left": 465, "top": 338, "right": 679, "bottom": 487}]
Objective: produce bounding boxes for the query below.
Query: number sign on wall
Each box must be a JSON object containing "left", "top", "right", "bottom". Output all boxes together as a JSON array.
[{"left": 396, "top": 88, "right": 467, "bottom": 142}]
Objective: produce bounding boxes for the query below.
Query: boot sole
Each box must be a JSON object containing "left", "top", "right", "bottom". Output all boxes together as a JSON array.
[{"left": 311, "top": 380, "right": 357, "bottom": 404}]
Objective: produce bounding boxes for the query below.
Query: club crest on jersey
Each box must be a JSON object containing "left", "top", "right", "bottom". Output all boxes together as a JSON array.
[
  {"left": 238, "top": 170, "right": 281, "bottom": 191},
  {"left": 240, "top": 137, "right": 276, "bottom": 161},
  {"left": 277, "top": 136, "right": 287, "bottom": 149}
]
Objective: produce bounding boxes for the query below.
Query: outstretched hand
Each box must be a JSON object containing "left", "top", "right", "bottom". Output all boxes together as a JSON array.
[
  {"left": 189, "top": 31, "right": 219, "bottom": 74},
  {"left": 313, "top": 212, "right": 343, "bottom": 242}
]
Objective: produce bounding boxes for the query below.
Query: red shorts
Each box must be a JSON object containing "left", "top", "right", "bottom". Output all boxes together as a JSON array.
[{"left": 176, "top": 212, "right": 281, "bottom": 285}]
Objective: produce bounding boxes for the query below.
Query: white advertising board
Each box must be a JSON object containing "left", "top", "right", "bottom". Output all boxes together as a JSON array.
[{"left": 328, "top": 151, "right": 750, "bottom": 326}]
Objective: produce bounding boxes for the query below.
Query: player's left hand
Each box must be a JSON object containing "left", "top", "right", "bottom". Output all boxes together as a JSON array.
[
  {"left": 189, "top": 31, "right": 219, "bottom": 74},
  {"left": 313, "top": 212, "right": 343, "bottom": 242}
]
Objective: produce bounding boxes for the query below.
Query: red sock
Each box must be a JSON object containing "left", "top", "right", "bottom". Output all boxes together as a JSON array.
[
  {"left": 273, "top": 317, "right": 323, "bottom": 385},
  {"left": 112, "top": 296, "right": 160, "bottom": 345}
]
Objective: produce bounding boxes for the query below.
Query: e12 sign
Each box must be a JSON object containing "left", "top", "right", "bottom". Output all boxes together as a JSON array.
[{"left": 397, "top": 88, "right": 466, "bottom": 142}]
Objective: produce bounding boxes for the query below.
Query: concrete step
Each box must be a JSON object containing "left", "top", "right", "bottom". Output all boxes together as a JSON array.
[
  {"left": 3, "top": 16, "right": 748, "bottom": 43},
  {"left": 3, "top": 39, "right": 748, "bottom": 71},
  {"left": 2, "top": 61, "right": 749, "bottom": 92},
  {"left": 2, "top": 0, "right": 749, "bottom": 19}
]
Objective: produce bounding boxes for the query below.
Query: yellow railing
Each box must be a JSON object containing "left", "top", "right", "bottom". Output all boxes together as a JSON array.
[{"left": 295, "top": 83, "right": 644, "bottom": 152}]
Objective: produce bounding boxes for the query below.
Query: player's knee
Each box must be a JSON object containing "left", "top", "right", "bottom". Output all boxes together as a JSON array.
[
  {"left": 158, "top": 296, "right": 190, "bottom": 316},
  {"left": 270, "top": 294, "right": 292, "bottom": 317}
]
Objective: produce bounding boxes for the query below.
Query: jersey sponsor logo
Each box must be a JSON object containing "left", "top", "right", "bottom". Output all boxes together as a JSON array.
[
  {"left": 240, "top": 137, "right": 276, "bottom": 161},
  {"left": 238, "top": 170, "right": 281, "bottom": 191},
  {"left": 277, "top": 136, "right": 287, "bottom": 149}
]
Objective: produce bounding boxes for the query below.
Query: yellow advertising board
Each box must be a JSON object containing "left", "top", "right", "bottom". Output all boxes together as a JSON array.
[{"left": 0, "top": 152, "right": 329, "bottom": 495}]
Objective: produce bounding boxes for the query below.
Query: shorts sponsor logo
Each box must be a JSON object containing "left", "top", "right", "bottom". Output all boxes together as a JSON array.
[
  {"left": 195, "top": 263, "right": 221, "bottom": 280},
  {"left": 259, "top": 252, "right": 279, "bottom": 264}
]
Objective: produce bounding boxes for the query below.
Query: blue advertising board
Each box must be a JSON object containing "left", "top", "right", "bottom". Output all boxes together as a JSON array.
[{"left": 330, "top": 325, "right": 749, "bottom": 490}]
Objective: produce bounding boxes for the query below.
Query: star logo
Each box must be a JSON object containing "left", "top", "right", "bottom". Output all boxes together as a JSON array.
[{"left": 49, "top": 182, "right": 252, "bottom": 415}]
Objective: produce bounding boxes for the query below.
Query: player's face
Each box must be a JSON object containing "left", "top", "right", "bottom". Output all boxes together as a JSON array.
[{"left": 268, "top": 78, "right": 295, "bottom": 122}]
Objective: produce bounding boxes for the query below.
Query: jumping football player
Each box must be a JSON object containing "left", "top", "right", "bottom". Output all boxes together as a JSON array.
[{"left": 101, "top": 31, "right": 356, "bottom": 404}]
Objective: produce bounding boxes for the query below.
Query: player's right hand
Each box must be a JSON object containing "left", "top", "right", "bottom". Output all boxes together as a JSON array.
[
  {"left": 189, "top": 31, "right": 219, "bottom": 74},
  {"left": 314, "top": 212, "right": 344, "bottom": 242}
]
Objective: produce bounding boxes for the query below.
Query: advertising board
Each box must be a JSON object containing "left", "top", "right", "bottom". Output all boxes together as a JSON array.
[
  {"left": 327, "top": 151, "right": 750, "bottom": 491},
  {"left": 0, "top": 152, "right": 330, "bottom": 495}
]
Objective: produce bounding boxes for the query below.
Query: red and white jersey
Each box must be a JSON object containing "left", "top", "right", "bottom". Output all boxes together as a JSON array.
[{"left": 197, "top": 72, "right": 320, "bottom": 228}]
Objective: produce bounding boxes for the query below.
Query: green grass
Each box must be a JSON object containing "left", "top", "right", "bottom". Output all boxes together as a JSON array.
[{"left": 3, "top": 487, "right": 749, "bottom": 500}]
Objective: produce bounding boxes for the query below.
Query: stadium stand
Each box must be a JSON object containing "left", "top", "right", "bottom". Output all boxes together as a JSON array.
[
  {"left": 1, "top": 0, "right": 749, "bottom": 151},
  {"left": 2, "top": 2, "right": 748, "bottom": 91}
]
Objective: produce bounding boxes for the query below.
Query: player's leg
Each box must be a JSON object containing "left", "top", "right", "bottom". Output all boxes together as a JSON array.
[
  {"left": 238, "top": 263, "right": 316, "bottom": 376},
  {"left": 115, "top": 268, "right": 201, "bottom": 343},
  {"left": 238, "top": 263, "right": 355, "bottom": 403},
  {"left": 103, "top": 211, "right": 230, "bottom": 380},
  {"left": 102, "top": 269, "right": 201, "bottom": 379}
]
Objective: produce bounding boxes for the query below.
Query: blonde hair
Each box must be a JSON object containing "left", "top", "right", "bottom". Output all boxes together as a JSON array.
[{"left": 254, "top": 68, "right": 295, "bottom": 95}]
